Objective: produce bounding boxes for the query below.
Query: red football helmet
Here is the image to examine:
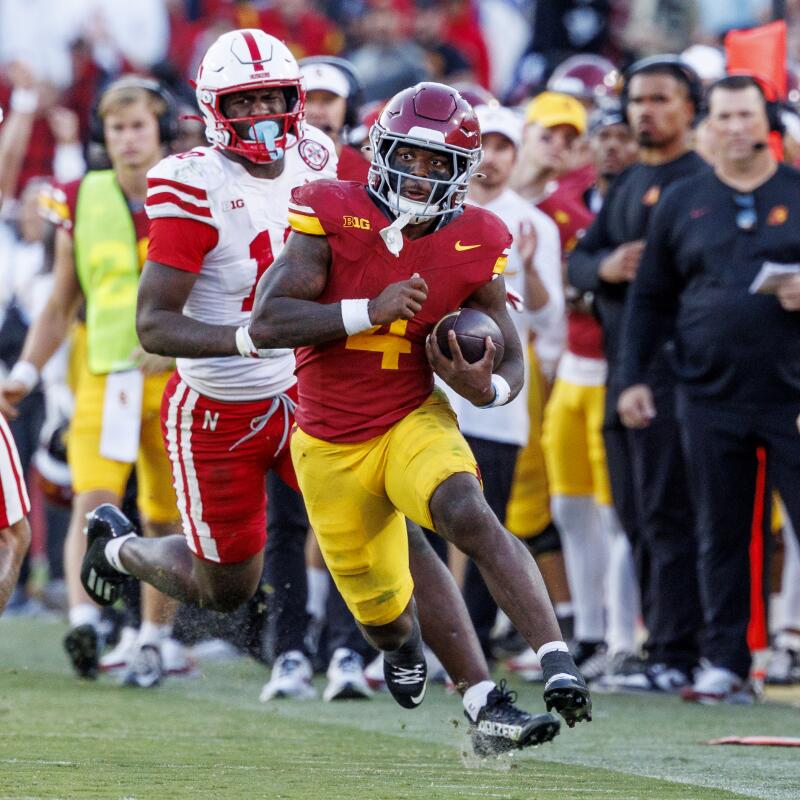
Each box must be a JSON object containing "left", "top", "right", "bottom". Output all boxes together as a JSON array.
[
  {"left": 547, "top": 54, "right": 619, "bottom": 106},
  {"left": 195, "top": 29, "right": 305, "bottom": 164},
  {"left": 368, "top": 82, "right": 482, "bottom": 223}
]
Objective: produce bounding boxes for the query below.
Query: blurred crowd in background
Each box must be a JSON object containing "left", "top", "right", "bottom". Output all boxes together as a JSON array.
[{"left": 2, "top": 0, "right": 800, "bottom": 703}]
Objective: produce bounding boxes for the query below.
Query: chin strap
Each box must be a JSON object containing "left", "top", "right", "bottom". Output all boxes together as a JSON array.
[{"left": 379, "top": 211, "right": 414, "bottom": 257}]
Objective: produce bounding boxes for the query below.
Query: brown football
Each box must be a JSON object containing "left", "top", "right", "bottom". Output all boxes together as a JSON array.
[{"left": 433, "top": 308, "right": 505, "bottom": 368}]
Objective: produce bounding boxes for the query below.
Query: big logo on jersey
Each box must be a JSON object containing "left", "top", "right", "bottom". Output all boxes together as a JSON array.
[{"left": 298, "top": 139, "right": 330, "bottom": 171}]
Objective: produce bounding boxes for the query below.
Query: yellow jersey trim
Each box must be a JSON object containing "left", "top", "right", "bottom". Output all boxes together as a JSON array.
[
  {"left": 288, "top": 210, "right": 326, "bottom": 236},
  {"left": 492, "top": 255, "right": 508, "bottom": 275}
]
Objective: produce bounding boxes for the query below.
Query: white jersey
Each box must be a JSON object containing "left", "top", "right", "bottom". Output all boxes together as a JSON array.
[
  {"left": 440, "top": 188, "right": 564, "bottom": 447},
  {"left": 146, "top": 127, "right": 337, "bottom": 402}
]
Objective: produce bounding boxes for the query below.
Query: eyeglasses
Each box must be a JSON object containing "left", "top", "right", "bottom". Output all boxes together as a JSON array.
[{"left": 734, "top": 193, "right": 757, "bottom": 233}]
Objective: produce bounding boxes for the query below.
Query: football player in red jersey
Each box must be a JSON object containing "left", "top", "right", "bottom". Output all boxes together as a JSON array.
[{"left": 250, "top": 83, "right": 592, "bottom": 732}]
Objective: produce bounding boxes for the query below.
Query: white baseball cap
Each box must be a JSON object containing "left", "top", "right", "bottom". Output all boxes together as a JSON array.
[
  {"left": 301, "top": 63, "right": 351, "bottom": 98},
  {"left": 475, "top": 104, "right": 524, "bottom": 148}
]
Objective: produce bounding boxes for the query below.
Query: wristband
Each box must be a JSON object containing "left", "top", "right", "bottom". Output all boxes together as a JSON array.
[
  {"left": 10, "top": 88, "right": 38, "bottom": 114},
  {"left": 8, "top": 360, "right": 39, "bottom": 392},
  {"left": 485, "top": 374, "right": 511, "bottom": 408},
  {"left": 235, "top": 325, "right": 290, "bottom": 359},
  {"left": 341, "top": 299, "right": 372, "bottom": 335},
  {"left": 235, "top": 325, "right": 258, "bottom": 358}
]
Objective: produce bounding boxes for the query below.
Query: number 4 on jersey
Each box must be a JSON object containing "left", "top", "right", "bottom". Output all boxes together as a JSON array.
[{"left": 346, "top": 320, "right": 411, "bottom": 369}]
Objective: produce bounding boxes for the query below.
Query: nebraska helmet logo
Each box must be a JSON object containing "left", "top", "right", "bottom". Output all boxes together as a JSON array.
[{"left": 299, "top": 139, "right": 330, "bottom": 171}]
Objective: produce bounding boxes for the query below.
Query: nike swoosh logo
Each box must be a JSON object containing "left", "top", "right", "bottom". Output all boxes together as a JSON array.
[
  {"left": 410, "top": 684, "right": 427, "bottom": 704},
  {"left": 455, "top": 241, "right": 481, "bottom": 251}
]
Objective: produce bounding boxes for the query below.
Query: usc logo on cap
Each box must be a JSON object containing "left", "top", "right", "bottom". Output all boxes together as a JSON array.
[
  {"left": 767, "top": 205, "right": 789, "bottom": 226},
  {"left": 642, "top": 186, "right": 660, "bottom": 206}
]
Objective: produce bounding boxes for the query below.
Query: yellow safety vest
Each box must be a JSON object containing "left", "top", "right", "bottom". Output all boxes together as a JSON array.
[{"left": 73, "top": 170, "right": 141, "bottom": 375}]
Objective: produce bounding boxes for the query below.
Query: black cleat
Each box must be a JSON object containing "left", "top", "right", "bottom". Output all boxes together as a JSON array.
[
  {"left": 63, "top": 623, "right": 100, "bottom": 679},
  {"left": 121, "top": 644, "right": 163, "bottom": 689},
  {"left": 469, "top": 681, "right": 561, "bottom": 756},
  {"left": 541, "top": 650, "right": 593, "bottom": 727},
  {"left": 80, "top": 504, "right": 135, "bottom": 607},
  {"left": 383, "top": 618, "right": 427, "bottom": 709}
]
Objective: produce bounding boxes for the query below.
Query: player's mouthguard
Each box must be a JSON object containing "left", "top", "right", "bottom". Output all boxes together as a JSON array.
[{"left": 247, "top": 120, "right": 284, "bottom": 160}]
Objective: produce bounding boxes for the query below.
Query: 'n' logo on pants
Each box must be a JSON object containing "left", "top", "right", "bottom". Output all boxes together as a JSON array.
[{"left": 203, "top": 410, "right": 220, "bottom": 431}]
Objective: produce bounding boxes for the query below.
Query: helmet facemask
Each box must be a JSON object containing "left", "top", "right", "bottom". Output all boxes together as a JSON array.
[
  {"left": 202, "top": 82, "right": 305, "bottom": 164},
  {"left": 367, "top": 125, "right": 481, "bottom": 224}
]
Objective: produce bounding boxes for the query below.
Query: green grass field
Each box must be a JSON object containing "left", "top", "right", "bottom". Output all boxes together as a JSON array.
[{"left": 1, "top": 618, "right": 799, "bottom": 800}]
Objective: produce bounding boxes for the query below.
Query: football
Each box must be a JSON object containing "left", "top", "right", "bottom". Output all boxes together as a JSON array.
[{"left": 432, "top": 308, "right": 505, "bottom": 367}]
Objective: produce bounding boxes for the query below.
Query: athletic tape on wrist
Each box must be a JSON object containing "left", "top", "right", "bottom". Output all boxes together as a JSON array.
[
  {"left": 341, "top": 299, "right": 373, "bottom": 335},
  {"left": 8, "top": 360, "right": 39, "bottom": 392},
  {"left": 235, "top": 325, "right": 258, "bottom": 358},
  {"left": 486, "top": 374, "right": 511, "bottom": 408}
]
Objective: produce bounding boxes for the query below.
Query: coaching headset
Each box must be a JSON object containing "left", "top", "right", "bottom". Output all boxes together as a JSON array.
[
  {"left": 703, "top": 72, "right": 785, "bottom": 134},
  {"left": 90, "top": 76, "right": 179, "bottom": 146},
  {"left": 298, "top": 55, "right": 365, "bottom": 131},
  {"left": 620, "top": 54, "right": 704, "bottom": 120}
]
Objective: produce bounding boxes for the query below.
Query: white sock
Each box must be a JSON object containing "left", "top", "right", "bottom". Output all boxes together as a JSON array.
[
  {"left": 551, "top": 495, "right": 608, "bottom": 642},
  {"left": 598, "top": 504, "right": 639, "bottom": 655},
  {"left": 306, "top": 567, "right": 329, "bottom": 619},
  {"left": 104, "top": 533, "right": 136, "bottom": 575},
  {"left": 138, "top": 621, "right": 170, "bottom": 647},
  {"left": 555, "top": 601, "right": 574, "bottom": 619},
  {"left": 69, "top": 603, "right": 101, "bottom": 630},
  {"left": 536, "top": 641, "right": 570, "bottom": 661},
  {"left": 463, "top": 680, "right": 496, "bottom": 721}
]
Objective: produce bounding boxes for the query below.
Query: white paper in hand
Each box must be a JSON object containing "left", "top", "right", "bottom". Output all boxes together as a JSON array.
[
  {"left": 749, "top": 262, "right": 800, "bottom": 295},
  {"left": 99, "top": 370, "right": 143, "bottom": 463}
]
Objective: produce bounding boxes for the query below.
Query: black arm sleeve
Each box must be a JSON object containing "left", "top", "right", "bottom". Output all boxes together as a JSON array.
[
  {"left": 567, "top": 187, "right": 615, "bottom": 292},
  {"left": 619, "top": 193, "right": 682, "bottom": 387}
]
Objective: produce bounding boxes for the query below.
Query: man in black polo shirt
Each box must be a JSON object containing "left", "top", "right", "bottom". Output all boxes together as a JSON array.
[
  {"left": 619, "top": 75, "right": 800, "bottom": 703},
  {"left": 568, "top": 57, "right": 708, "bottom": 691}
]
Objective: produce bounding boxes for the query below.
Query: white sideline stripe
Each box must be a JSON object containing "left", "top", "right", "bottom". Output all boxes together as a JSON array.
[
  {"left": 0, "top": 412, "right": 28, "bottom": 526},
  {"left": 146, "top": 184, "right": 210, "bottom": 207}
]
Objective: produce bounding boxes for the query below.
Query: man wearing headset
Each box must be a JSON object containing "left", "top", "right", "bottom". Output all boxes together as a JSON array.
[
  {"left": 618, "top": 74, "right": 800, "bottom": 702},
  {"left": 568, "top": 56, "right": 709, "bottom": 693},
  {"left": 300, "top": 56, "right": 371, "bottom": 182},
  {"left": 0, "top": 77, "right": 182, "bottom": 687}
]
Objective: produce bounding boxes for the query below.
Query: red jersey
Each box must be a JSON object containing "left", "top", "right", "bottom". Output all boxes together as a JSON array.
[
  {"left": 336, "top": 145, "right": 370, "bottom": 183},
  {"left": 537, "top": 169, "right": 604, "bottom": 360},
  {"left": 288, "top": 181, "right": 511, "bottom": 443}
]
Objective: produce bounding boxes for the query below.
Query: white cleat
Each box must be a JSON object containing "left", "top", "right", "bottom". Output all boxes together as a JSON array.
[
  {"left": 323, "top": 648, "right": 373, "bottom": 702},
  {"left": 100, "top": 626, "right": 139, "bottom": 672},
  {"left": 162, "top": 637, "right": 199, "bottom": 678},
  {"left": 364, "top": 652, "right": 387, "bottom": 692},
  {"left": 259, "top": 650, "right": 317, "bottom": 701},
  {"left": 505, "top": 646, "right": 544, "bottom": 682}
]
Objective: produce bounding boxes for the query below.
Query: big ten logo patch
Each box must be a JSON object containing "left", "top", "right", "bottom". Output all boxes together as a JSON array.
[
  {"left": 222, "top": 198, "right": 246, "bottom": 212},
  {"left": 343, "top": 215, "right": 371, "bottom": 230}
]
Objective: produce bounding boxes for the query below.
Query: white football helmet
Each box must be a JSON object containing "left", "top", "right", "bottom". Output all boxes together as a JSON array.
[{"left": 195, "top": 29, "right": 305, "bottom": 164}]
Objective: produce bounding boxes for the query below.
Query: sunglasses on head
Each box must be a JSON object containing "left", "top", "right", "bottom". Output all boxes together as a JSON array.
[{"left": 733, "top": 193, "right": 757, "bottom": 233}]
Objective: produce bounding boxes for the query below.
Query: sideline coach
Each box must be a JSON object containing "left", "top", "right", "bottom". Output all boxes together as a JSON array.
[{"left": 618, "top": 75, "right": 800, "bottom": 695}]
